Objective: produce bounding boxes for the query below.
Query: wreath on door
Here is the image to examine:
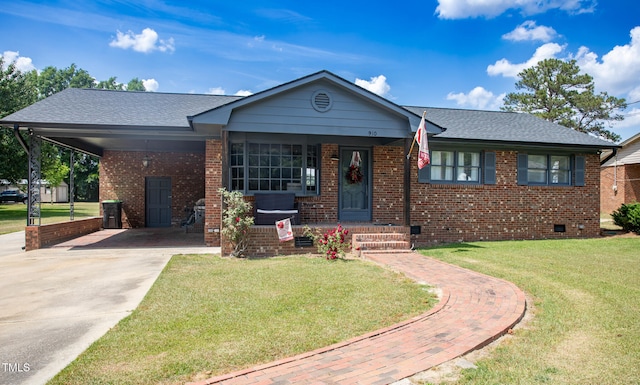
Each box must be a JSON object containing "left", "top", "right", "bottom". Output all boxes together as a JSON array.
[{"left": 346, "top": 151, "right": 363, "bottom": 184}]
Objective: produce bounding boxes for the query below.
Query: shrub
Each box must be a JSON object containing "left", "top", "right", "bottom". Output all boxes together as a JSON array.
[
  {"left": 218, "top": 188, "right": 254, "bottom": 257},
  {"left": 303, "top": 224, "right": 352, "bottom": 260},
  {"left": 611, "top": 202, "right": 640, "bottom": 234}
]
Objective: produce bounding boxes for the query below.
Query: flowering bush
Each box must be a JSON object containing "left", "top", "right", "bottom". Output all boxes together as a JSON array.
[
  {"left": 303, "top": 224, "right": 352, "bottom": 259},
  {"left": 218, "top": 188, "right": 254, "bottom": 257}
]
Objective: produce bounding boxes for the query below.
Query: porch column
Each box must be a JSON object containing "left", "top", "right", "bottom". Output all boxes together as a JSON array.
[
  {"left": 204, "top": 139, "right": 223, "bottom": 247},
  {"left": 403, "top": 136, "right": 411, "bottom": 226},
  {"left": 28, "top": 130, "right": 42, "bottom": 226}
]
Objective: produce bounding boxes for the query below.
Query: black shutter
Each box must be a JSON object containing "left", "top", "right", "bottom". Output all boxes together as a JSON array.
[
  {"left": 575, "top": 155, "right": 585, "bottom": 186},
  {"left": 517, "top": 153, "right": 528, "bottom": 185},
  {"left": 418, "top": 165, "right": 430, "bottom": 183},
  {"left": 484, "top": 152, "right": 496, "bottom": 185}
]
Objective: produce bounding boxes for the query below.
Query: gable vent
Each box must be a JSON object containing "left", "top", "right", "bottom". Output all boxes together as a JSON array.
[{"left": 311, "top": 90, "right": 333, "bottom": 112}]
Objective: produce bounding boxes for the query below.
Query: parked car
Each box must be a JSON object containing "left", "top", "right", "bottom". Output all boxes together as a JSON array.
[{"left": 0, "top": 190, "right": 28, "bottom": 204}]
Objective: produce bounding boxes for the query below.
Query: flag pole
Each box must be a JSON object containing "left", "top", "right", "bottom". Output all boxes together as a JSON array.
[{"left": 406, "top": 110, "right": 426, "bottom": 159}]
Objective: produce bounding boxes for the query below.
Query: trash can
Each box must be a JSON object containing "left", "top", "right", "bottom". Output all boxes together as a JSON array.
[{"left": 102, "top": 200, "right": 123, "bottom": 229}]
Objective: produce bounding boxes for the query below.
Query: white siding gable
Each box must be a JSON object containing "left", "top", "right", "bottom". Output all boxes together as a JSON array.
[{"left": 602, "top": 133, "right": 640, "bottom": 166}]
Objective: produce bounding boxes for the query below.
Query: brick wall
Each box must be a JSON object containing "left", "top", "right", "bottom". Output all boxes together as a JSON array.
[
  {"left": 296, "top": 143, "right": 340, "bottom": 223},
  {"left": 226, "top": 224, "right": 408, "bottom": 258},
  {"left": 601, "top": 164, "right": 640, "bottom": 215},
  {"left": 627, "top": 164, "right": 640, "bottom": 203},
  {"left": 99, "top": 150, "right": 205, "bottom": 228},
  {"left": 219, "top": 145, "right": 605, "bottom": 255},
  {"left": 372, "top": 145, "right": 405, "bottom": 224},
  {"left": 410, "top": 151, "right": 602, "bottom": 246},
  {"left": 25, "top": 217, "right": 102, "bottom": 251}
]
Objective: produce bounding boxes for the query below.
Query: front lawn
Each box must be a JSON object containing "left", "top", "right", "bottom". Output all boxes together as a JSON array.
[
  {"left": 48, "top": 255, "right": 436, "bottom": 385},
  {"left": 421, "top": 236, "right": 640, "bottom": 384},
  {"left": 0, "top": 202, "right": 99, "bottom": 234}
]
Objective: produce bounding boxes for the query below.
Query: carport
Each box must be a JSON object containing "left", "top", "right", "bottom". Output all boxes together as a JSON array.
[{"left": 0, "top": 89, "right": 229, "bottom": 249}]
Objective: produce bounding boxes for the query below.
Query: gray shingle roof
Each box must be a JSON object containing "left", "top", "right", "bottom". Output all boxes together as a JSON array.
[
  {"left": 0, "top": 83, "right": 616, "bottom": 150},
  {"left": 404, "top": 106, "right": 615, "bottom": 148},
  {"left": 2, "top": 88, "right": 241, "bottom": 128}
]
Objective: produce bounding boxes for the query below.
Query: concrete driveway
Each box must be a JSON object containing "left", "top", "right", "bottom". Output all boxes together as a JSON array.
[{"left": 0, "top": 229, "right": 216, "bottom": 385}]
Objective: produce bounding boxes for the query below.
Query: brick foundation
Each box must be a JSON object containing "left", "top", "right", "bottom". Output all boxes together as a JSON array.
[
  {"left": 25, "top": 217, "right": 102, "bottom": 251},
  {"left": 222, "top": 224, "right": 410, "bottom": 257}
]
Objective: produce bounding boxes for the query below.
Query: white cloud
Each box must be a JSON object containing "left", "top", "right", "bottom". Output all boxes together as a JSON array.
[
  {"left": 205, "top": 87, "right": 252, "bottom": 96},
  {"left": 573, "top": 26, "right": 640, "bottom": 97},
  {"left": 1, "top": 51, "right": 36, "bottom": 72},
  {"left": 609, "top": 108, "right": 640, "bottom": 141},
  {"left": 435, "top": 0, "right": 595, "bottom": 19},
  {"left": 619, "top": 108, "right": 640, "bottom": 127},
  {"left": 354, "top": 75, "right": 391, "bottom": 97},
  {"left": 142, "top": 78, "right": 159, "bottom": 92},
  {"left": 487, "top": 42, "right": 565, "bottom": 78},
  {"left": 109, "top": 28, "right": 175, "bottom": 53},
  {"left": 207, "top": 87, "right": 226, "bottom": 95},
  {"left": 503, "top": 21, "right": 558, "bottom": 42},
  {"left": 447, "top": 87, "right": 506, "bottom": 110},
  {"left": 628, "top": 86, "right": 640, "bottom": 103}
]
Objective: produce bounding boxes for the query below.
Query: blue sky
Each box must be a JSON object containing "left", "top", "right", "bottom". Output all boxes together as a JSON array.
[{"left": 2, "top": 0, "right": 639, "bottom": 141}]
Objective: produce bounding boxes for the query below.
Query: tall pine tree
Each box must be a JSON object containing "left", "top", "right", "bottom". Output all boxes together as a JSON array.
[{"left": 502, "top": 58, "right": 626, "bottom": 142}]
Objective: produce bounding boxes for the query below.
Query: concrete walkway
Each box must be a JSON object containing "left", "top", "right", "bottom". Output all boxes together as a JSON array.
[
  {"left": 0, "top": 229, "right": 215, "bottom": 385},
  {"left": 190, "top": 252, "right": 527, "bottom": 385}
]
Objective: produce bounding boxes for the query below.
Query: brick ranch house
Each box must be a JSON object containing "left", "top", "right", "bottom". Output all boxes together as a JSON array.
[
  {"left": 600, "top": 132, "right": 640, "bottom": 215},
  {"left": 1, "top": 70, "right": 617, "bottom": 255}
]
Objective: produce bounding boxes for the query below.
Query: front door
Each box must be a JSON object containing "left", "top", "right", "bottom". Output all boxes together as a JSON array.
[
  {"left": 146, "top": 177, "right": 172, "bottom": 227},
  {"left": 339, "top": 148, "right": 371, "bottom": 222}
]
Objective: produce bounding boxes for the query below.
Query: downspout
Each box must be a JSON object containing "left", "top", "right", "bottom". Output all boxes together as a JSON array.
[
  {"left": 613, "top": 152, "right": 618, "bottom": 194},
  {"left": 13, "top": 124, "right": 29, "bottom": 153}
]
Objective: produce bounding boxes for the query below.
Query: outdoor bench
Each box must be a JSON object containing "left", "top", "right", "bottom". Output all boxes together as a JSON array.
[{"left": 253, "top": 193, "right": 300, "bottom": 225}]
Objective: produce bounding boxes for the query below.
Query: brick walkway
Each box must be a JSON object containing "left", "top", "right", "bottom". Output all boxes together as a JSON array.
[{"left": 188, "top": 252, "right": 527, "bottom": 385}]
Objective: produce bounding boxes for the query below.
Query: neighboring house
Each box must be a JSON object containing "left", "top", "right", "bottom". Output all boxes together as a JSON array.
[
  {"left": 40, "top": 180, "right": 69, "bottom": 203},
  {"left": 601, "top": 132, "right": 640, "bottom": 214},
  {"left": 1, "top": 179, "right": 68, "bottom": 203},
  {"left": 0, "top": 70, "right": 616, "bottom": 254}
]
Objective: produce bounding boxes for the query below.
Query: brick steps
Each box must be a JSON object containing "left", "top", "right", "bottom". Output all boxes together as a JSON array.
[{"left": 352, "top": 233, "right": 411, "bottom": 256}]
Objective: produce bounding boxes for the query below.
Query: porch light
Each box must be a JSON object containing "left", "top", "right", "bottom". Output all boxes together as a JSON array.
[
  {"left": 142, "top": 155, "right": 150, "bottom": 168},
  {"left": 330, "top": 154, "right": 339, "bottom": 161}
]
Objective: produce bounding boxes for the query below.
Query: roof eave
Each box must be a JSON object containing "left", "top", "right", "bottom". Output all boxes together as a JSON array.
[{"left": 431, "top": 137, "right": 618, "bottom": 152}]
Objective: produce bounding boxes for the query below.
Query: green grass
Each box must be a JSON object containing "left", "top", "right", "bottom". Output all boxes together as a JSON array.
[
  {"left": 48, "top": 255, "right": 436, "bottom": 385},
  {"left": 419, "top": 237, "right": 640, "bottom": 385},
  {"left": 0, "top": 202, "right": 99, "bottom": 234}
]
